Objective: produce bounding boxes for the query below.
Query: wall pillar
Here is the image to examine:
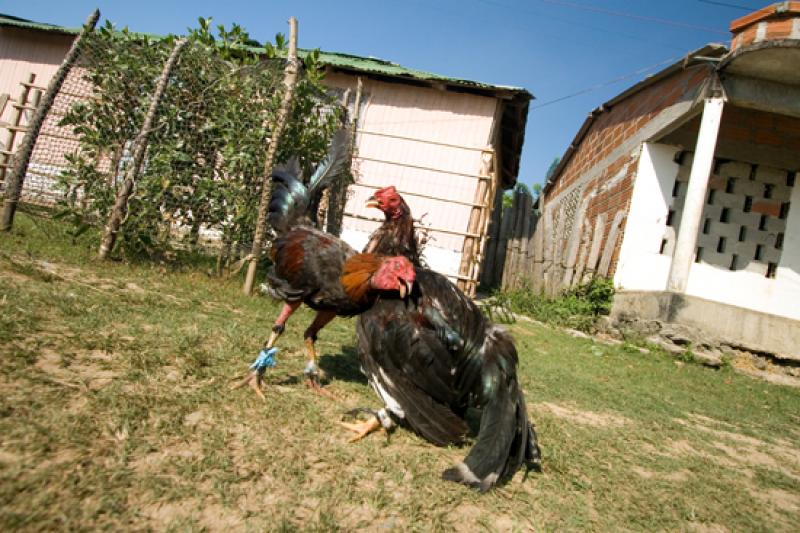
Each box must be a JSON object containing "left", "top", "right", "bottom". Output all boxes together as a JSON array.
[{"left": 666, "top": 97, "right": 724, "bottom": 293}]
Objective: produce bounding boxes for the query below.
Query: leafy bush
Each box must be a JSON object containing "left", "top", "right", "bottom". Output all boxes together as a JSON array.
[
  {"left": 497, "top": 277, "right": 615, "bottom": 332},
  {"left": 56, "top": 19, "right": 342, "bottom": 259}
]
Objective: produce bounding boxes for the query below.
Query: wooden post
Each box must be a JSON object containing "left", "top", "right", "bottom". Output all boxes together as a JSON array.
[
  {"left": 1, "top": 10, "right": 100, "bottom": 231},
  {"left": 480, "top": 183, "right": 504, "bottom": 288},
  {"left": 499, "top": 193, "right": 517, "bottom": 289},
  {"left": 501, "top": 189, "right": 525, "bottom": 289},
  {"left": 458, "top": 149, "right": 494, "bottom": 296},
  {"left": 516, "top": 192, "right": 533, "bottom": 288},
  {"left": 531, "top": 194, "right": 546, "bottom": 293},
  {"left": 98, "top": 38, "right": 187, "bottom": 259},
  {"left": 472, "top": 150, "right": 498, "bottom": 294},
  {"left": 494, "top": 205, "right": 513, "bottom": 287},
  {"left": 458, "top": 167, "right": 488, "bottom": 293},
  {"left": 506, "top": 193, "right": 522, "bottom": 289},
  {"left": 319, "top": 89, "right": 349, "bottom": 232},
  {"left": 243, "top": 18, "right": 300, "bottom": 295}
]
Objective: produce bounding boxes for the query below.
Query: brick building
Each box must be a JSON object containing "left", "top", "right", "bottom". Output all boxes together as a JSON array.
[{"left": 537, "top": 2, "right": 800, "bottom": 359}]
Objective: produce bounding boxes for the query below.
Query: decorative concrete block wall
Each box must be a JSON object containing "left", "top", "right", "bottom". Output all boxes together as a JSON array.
[{"left": 662, "top": 152, "right": 793, "bottom": 277}]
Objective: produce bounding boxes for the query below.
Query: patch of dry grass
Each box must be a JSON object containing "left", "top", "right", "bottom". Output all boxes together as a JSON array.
[{"left": 1, "top": 213, "right": 799, "bottom": 531}]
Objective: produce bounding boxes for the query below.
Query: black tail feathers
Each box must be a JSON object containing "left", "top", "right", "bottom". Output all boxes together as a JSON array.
[
  {"left": 442, "top": 384, "right": 541, "bottom": 492},
  {"left": 267, "top": 127, "right": 350, "bottom": 235},
  {"left": 442, "top": 328, "right": 541, "bottom": 492}
]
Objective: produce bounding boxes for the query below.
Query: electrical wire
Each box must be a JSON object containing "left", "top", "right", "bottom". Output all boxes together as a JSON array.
[
  {"left": 529, "top": 54, "right": 683, "bottom": 110},
  {"left": 697, "top": 0, "right": 759, "bottom": 12},
  {"left": 539, "top": 0, "right": 730, "bottom": 35}
]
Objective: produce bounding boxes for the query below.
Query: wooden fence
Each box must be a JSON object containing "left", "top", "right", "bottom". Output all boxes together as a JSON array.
[
  {"left": 479, "top": 187, "right": 537, "bottom": 291},
  {"left": 480, "top": 185, "right": 625, "bottom": 296}
]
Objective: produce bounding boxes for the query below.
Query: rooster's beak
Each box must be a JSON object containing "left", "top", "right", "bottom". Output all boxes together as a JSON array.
[
  {"left": 365, "top": 196, "right": 380, "bottom": 209},
  {"left": 398, "top": 279, "right": 413, "bottom": 299}
]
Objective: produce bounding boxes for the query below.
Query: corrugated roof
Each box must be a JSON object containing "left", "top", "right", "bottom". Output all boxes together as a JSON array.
[
  {"left": 0, "top": 13, "right": 81, "bottom": 34},
  {"left": 0, "top": 12, "right": 531, "bottom": 187},
  {"left": 0, "top": 13, "right": 529, "bottom": 96},
  {"left": 543, "top": 44, "right": 727, "bottom": 195},
  {"left": 307, "top": 50, "right": 526, "bottom": 93}
]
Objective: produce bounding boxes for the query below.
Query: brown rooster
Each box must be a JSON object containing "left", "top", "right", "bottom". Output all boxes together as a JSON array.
[{"left": 234, "top": 133, "right": 415, "bottom": 399}]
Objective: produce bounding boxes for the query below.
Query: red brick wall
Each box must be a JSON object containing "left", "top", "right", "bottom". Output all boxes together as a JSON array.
[
  {"left": 730, "top": 2, "right": 800, "bottom": 51},
  {"left": 674, "top": 105, "right": 800, "bottom": 152},
  {"left": 547, "top": 64, "right": 711, "bottom": 200},
  {"left": 542, "top": 64, "right": 713, "bottom": 283},
  {"left": 719, "top": 106, "right": 800, "bottom": 148}
]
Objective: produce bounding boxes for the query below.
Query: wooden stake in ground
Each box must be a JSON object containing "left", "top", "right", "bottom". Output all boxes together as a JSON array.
[
  {"left": 243, "top": 17, "right": 300, "bottom": 295},
  {"left": 98, "top": 38, "right": 187, "bottom": 259},
  {"left": 0, "top": 9, "right": 100, "bottom": 231}
]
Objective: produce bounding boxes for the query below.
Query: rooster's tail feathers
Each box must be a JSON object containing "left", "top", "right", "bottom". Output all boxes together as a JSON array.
[
  {"left": 267, "top": 127, "right": 351, "bottom": 235},
  {"left": 267, "top": 171, "right": 309, "bottom": 235},
  {"left": 306, "top": 128, "right": 350, "bottom": 198},
  {"left": 442, "top": 327, "right": 541, "bottom": 491}
]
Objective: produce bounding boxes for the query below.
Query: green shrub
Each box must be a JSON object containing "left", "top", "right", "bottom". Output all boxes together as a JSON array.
[{"left": 497, "top": 277, "right": 614, "bottom": 332}]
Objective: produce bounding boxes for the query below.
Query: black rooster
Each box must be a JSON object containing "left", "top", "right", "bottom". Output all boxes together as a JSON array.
[{"left": 341, "top": 190, "right": 541, "bottom": 491}]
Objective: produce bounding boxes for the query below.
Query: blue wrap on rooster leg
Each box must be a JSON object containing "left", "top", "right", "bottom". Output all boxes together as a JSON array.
[{"left": 250, "top": 347, "right": 278, "bottom": 373}]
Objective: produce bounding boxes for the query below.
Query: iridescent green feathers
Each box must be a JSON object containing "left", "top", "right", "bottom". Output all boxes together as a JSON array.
[{"left": 268, "top": 128, "right": 350, "bottom": 234}]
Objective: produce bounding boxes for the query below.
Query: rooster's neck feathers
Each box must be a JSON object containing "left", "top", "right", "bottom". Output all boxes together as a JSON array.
[
  {"left": 366, "top": 211, "right": 420, "bottom": 264},
  {"left": 341, "top": 253, "right": 384, "bottom": 304}
]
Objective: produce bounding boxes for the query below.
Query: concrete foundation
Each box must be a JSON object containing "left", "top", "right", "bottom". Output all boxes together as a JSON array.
[{"left": 612, "top": 290, "right": 800, "bottom": 361}]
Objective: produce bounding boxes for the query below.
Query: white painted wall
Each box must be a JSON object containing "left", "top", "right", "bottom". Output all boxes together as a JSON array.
[
  {"left": 614, "top": 142, "right": 678, "bottom": 291},
  {"left": 616, "top": 142, "right": 800, "bottom": 322},
  {"left": 0, "top": 27, "right": 72, "bottom": 150},
  {"left": 685, "top": 180, "right": 800, "bottom": 321},
  {"left": 325, "top": 73, "right": 497, "bottom": 282}
]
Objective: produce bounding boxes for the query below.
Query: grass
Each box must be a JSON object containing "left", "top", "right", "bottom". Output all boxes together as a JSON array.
[
  {"left": 497, "top": 278, "right": 615, "bottom": 332},
  {"left": 1, "top": 212, "right": 800, "bottom": 531}
]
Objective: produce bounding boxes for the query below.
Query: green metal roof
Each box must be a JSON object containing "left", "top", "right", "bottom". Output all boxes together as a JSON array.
[
  {"left": 305, "top": 50, "right": 527, "bottom": 94},
  {"left": 0, "top": 12, "right": 531, "bottom": 186},
  {"left": 0, "top": 13, "right": 529, "bottom": 97},
  {"left": 0, "top": 13, "right": 81, "bottom": 34}
]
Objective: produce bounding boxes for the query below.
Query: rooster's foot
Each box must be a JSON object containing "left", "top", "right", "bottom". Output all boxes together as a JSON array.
[
  {"left": 231, "top": 348, "right": 278, "bottom": 401},
  {"left": 339, "top": 415, "right": 382, "bottom": 442},
  {"left": 303, "top": 362, "right": 336, "bottom": 399},
  {"left": 232, "top": 371, "right": 266, "bottom": 401}
]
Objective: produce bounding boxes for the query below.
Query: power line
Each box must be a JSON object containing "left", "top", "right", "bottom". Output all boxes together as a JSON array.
[
  {"left": 529, "top": 54, "right": 683, "bottom": 110},
  {"left": 698, "top": 0, "right": 759, "bottom": 11},
  {"left": 539, "top": 0, "right": 730, "bottom": 36},
  {"left": 471, "top": 0, "right": 689, "bottom": 52}
]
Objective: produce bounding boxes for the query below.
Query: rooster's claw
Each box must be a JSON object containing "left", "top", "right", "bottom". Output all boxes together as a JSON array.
[{"left": 232, "top": 371, "right": 266, "bottom": 401}]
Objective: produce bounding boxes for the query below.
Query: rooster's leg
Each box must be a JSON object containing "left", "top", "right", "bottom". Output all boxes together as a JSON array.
[
  {"left": 232, "top": 301, "right": 302, "bottom": 400},
  {"left": 303, "top": 310, "right": 337, "bottom": 396},
  {"left": 266, "top": 301, "right": 302, "bottom": 348}
]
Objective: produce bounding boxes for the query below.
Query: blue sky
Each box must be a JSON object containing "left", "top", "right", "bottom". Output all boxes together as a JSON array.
[{"left": 10, "top": 0, "right": 762, "bottom": 189}]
